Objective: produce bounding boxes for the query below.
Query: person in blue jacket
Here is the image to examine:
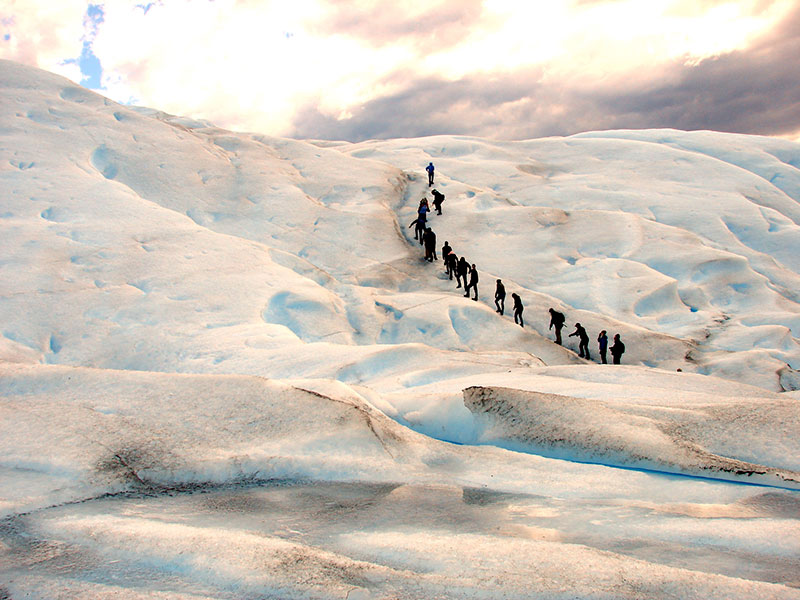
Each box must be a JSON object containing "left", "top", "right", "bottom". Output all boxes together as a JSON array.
[
  {"left": 416, "top": 199, "right": 429, "bottom": 244},
  {"left": 597, "top": 330, "right": 608, "bottom": 364},
  {"left": 426, "top": 162, "right": 435, "bottom": 186}
]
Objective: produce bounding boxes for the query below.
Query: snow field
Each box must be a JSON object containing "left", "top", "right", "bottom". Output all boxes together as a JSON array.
[{"left": 2, "top": 60, "right": 800, "bottom": 598}]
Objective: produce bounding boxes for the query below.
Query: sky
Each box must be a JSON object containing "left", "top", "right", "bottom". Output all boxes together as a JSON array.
[{"left": 1, "top": 0, "right": 799, "bottom": 142}]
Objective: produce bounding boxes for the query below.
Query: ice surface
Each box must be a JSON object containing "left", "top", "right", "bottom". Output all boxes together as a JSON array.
[{"left": 2, "top": 60, "right": 800, "bottom": 598}]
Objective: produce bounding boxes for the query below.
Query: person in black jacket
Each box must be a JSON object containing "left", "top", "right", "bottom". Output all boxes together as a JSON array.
[
  {"left": 456, "top": 257, "right": 469, "bottom": 289},
  {"left": 464, "top": 264, "right": 478, "bottom": 300},
  {"left": 431, "top": 189, "right": 445, "bottom": 215},
  {"left": 494, "top": 279, "right": 506, "bottom": 314},
  {"left": 568, "top": 322, "right": 590, "bottom": 359},
  {"left": 446, "top": 250, "right": 458, "bottom": 280},
  {"left": 610, "top": 334, "right": 625, "bottom": 364},
  {"left": 442, "top": 241, "right": 452, "bottom": 264},
  {"left": 597, "top": 330, "right": 608, "bottom": 364},
  {"left": 549, "top": 308, "right": 565, "bottom": 345},
  {"left": 512, "top": 293, "right": 523, "bottom": 327},
  {"left": 423, "top": 228, "right": 437, "bottom": 262}
]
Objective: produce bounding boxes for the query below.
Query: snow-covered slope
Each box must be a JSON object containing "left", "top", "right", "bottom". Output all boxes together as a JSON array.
[{"left": 2, "top": 60, "right": 800, "bottom": 598}]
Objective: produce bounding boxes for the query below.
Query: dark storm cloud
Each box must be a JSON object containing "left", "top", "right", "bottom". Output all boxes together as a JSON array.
[
  {"left": 593, "top": 3, "right": 800, "bottom": 136},
  {"left": 311, "top": 0, "right": 487, "bottom": 49},
  {"left": 291, "top": 5, "right": 800, "bottom": 142}
]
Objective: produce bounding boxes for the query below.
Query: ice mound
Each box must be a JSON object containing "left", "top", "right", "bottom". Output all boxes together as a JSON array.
[
  {"left": 0, "top": 363, "right": 439, "bottom": 516},
  {"left": 464, "top": 384, "right": 800, "bottom": 488}
]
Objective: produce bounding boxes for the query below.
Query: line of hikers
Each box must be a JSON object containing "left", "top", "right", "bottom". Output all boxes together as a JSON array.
[
  {"left": 548, "top": 308, "right": 626, "bottom": 364},
  {"left": 415, "top": 164, "right": 627, "bottom": 364}
]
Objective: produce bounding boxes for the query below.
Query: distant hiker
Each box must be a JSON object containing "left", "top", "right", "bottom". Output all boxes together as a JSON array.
[
  {"left": 597, "top": 330, "right": 608, "bottom": 364},
  {"left": 456, "top": 257, "right": 469, "bottom": 289},
  {"left": 512, "top": 293, "right": 524, "bottom": 327},
  {"left": 431, "top": 189, "right": 445, "bottom": 215},
  {"left": 446, "top": 251, "right": 458, "bottom": 280},
  {"left": 610, "top": 334, "right": 625, "bottom": 364},
  {"left": 494, "top": 279, "right": 506, "bottom": 315},
  {"left": 549, "top": 308, "right": 565, "bottom": 345},
  {"left": 426, "top": 162, "right": 435, "bottom": 186},
  {"left": 424, "top": 227, "right": 437, "bottom": 262},
  {"left": 464, "top": 264, "right": 479, "bottom": 301},
  {"left": 569, "top": 323, "right": 590, "bottom": 359},
  {"left": 442, "top": 241, "right": 452, "bottom": 262}
]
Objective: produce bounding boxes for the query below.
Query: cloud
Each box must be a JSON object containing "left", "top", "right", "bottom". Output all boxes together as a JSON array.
[
  {"left": 0, "top": 0, "right": 86, "bottom": 80},
  {"left": 2, "top": 0, "right": 797, "bottom": 142},
  {"left": 310, "top": 0, "right": 487, "bottom": 50},
  {"left": 289, "top": 3, "right": 800, "bottom": 141}
]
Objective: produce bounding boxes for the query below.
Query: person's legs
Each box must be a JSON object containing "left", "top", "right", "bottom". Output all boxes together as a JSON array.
[
  {"left": 600, "top": 350, "right": 607, "bottom": 364},
  {"left": 555, "top": 327, "right": 562, "bottom": 345}
]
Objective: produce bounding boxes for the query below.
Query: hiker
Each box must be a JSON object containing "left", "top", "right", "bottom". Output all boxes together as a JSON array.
[
  {"left": 456, "top": 257, "right": 469, "bottom": 289},
  {"left": 512, "top": 293, "right": 524, "bottom": 327},
  {"left": 494, "top": 279, "right": 506, "bottom": 315},
  {"left": 423, "top": 227, "right": 437, "bottom": 262},
  {"left": 431, "top": 189, "right": 445, "bottom": 215},
  {"left": 569, "top": 323, "right": 590, "bottom": 359},
  {"left": 549, "top": 308, "right": 565, "bottom": 345},
  {"left": 610, "top": 334, "right": 625, "bottom": 364},
  {"left": 442, "top": 241, "right": 452, "bottom": 262},
  {"left": 408, "top": 218, "right": 426, "bottom": 243},
  {"left": 597, "top": 330, "right": 608, "bottom": 364},
  {"left": 464, "top": 264, "right": 479, "bottom": 301},
  {"left": 416, "top": 199, "right": 429, "bottom": 244},
  {"left": 426, "top": 162, "right": 435, "bottom": 186},
  {"left": 446, "top": 250, "right": 458, "bottom": 280}
]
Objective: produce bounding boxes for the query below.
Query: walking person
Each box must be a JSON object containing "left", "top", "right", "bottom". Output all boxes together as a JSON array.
[
  {"left": 494, "top": 279, "right": 506, "bottom": 315},
  {"left": 464, "top": 264, "right": 479, "bottom": 301},
  {"left": 569, "top": 323, "right": 590, "bottom": 359},
  {"left": 446, "top": 250, "right": 458, "bottom": 280},
  {"left": 456, "top": 257, "right": 469, "bottom": 289},
  {"left": 408, "top": 217, "right": 425, "bottom": 243},
  {"left": 431, "top": 189, "right": 445, "bottom": 215},
  {"left": 610, "top": 334, "right": 626, "bottom": 364},
  {"left": 549, "top": 308, "right": 565, "bottom": 345},
  {"left": 426, "top": 162, "right": 435, "bottom": 186},
  {"left": 424, "top": 227, "right": 437, "bottom": 262},
  {"left": 442, "top": 241, "right": 452, "bottom": 263},
  {"left": 416, "top": 199, "right": 429, "bottom": 245},
  {"left": 598, "top": 330, "right": 608, "bottom": 364},
  {"left": 512, "top": 293, "right": 524, "bottom": 327}
]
